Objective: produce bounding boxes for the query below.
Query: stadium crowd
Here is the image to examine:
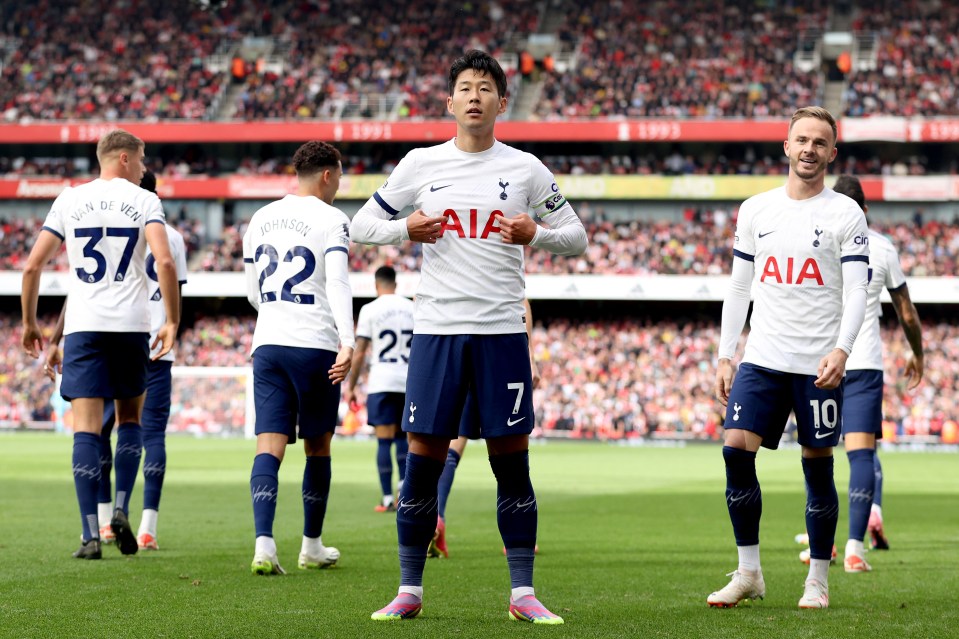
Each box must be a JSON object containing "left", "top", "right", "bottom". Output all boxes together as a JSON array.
[
  {"left": 5, "top": 1, "right": 959, "bottom": 121},
  {"left": 4, "top": 313, "right": 955, "bottom": 444},
  {"left": 536, "top": 0, "right": 827, "bottom": 119},
  {"left": 0, "top": 0, "right": 235, "bottom": 122},
  {"left": 843, "top": 2, "right": 959, "bottom": 117}
]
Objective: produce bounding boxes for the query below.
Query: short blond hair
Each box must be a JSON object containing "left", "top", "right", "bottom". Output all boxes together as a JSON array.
[
  {"left": 789, "top": 106, "right": 837, "bottom": 143},
  {"left": 96, "top": 129, "right": 144, "bottom": 162}
]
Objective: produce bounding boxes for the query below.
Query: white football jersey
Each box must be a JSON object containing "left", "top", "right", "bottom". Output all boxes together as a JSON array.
[
  {"left": 42, "top": 178, "right": 165, "bottom": 335},
  {"left": 734, "top": 186, "right": 870, "bottom": 375},
  {"left": 243, "top": 194, "right": 353, "bottom": 353},
  {"left": 146, "top": 225, "right": 189, "bottom": 362},
  {"left": 353, "top": 139, "right": 581, "bottom": 335},
  {"left": 356, "top": 293, "right": 415, "bottom": 393},
  {"left": 846, "top": 231, "right": 907, "bottom": 371}
]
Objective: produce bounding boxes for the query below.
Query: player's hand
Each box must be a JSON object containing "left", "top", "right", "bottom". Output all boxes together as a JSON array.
[
  {"left": 499, "top": 213, "right": 537, "bottom": 245},
  {"left": 715, "top": 358, "right": 736, "bottom": 406},
  {"left": 151, "top": 321, "right": 178, "bottom": 361},
  {"left": 21, "top": 322, "right": 43, "bottom": 359},
  {"left": 406, "top": 210, "right": 448, "bottom": 244},
  {"left": 342, "top": 385, "right": 355, "bottom": 407},
  {"left": 904, "top": 353, "right": 924, "bottom": 390},
  {"left": 329, "top": 346, "right": 354, "bottom": 384},
  {"left": 815, "top": 348, "right": 848, "bottom": 389},
  {"left": 43, "top": 346, "right": 62, "bottom": 381},
  {"left": 530, "top": 356, "right": 541, "bottom": 388}
]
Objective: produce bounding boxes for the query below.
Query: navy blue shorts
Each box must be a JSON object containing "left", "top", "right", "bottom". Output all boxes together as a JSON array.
[
  {"left": 842, "top": 369, "right": 883, "bottom": 439},
  {"left": 100, "top": 360, "right": 171, "bottom": 437},
  {"left": 61, "top": 332, "right": 149, "bottom": 401},
  {"left": 253, "top": 345, "right": 339, "bottom": 442},
  {"left": 725, "top": 363, "right": 843, "bottom": 450},
  {"left": 458, "top": 391, "right": 482, "bottom": 440},
  {"left": 367, "top": 392, "right": 404, "bottom": 426},
  {"left": 402, "top": 334, "right": 533, "bottom": 440}
]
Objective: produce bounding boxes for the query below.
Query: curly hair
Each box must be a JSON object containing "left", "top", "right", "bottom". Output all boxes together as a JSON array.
[{"left": 292, "top": 141, "right": 342, "bottom": 177}]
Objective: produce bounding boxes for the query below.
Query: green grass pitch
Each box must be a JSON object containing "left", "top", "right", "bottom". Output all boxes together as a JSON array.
[{"left": 1, "top": 434, "right": 957, "bottom": 638}]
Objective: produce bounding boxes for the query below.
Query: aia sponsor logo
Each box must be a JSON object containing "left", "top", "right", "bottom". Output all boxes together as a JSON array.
[
  {"left": 439, "top": 208, "right": 504, "bottom": 239},
  {"left": 760, "top": 256, "right": 824, "bottom": 285}
]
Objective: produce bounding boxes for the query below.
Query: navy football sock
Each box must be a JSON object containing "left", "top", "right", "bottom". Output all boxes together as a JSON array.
[
  {"left": 113, "top": 423, "right": 142, "bottom": 514},
  {"left": 396, "top": 452, "right": 444, "bottom": 587},
  {"left": 436, "top": 448, "right": 461, "bottom": 519},
  {"left": 96, "top": 434, "right": 113, "bottom": 505},
  {"left": 722, "top": 446, "right": 762, "bottom": 546},
  {"left": 303, "top": 455, "right": 331, "bottom": 538},
  {"left": 802, "top": 455, "right": 839, "bottom": 560},
  {"left": 394, "top": 433, "right": 408, "bottom": 485},
  {"left": 376, "top": 438, "right": 393, "bottom": 497},
  {"left": 847, "top": 448, "right": 875, "bottom": 542},
  {"left": 250, "top": 453, "right": 281, "bottom": 538},
  {"left": 73, "top": 432, "right": 102, "bottom": 541},
  {"left": 142, "top": 431, "right": 166, "bottom": 511},
  {"left": 490, "top": 450, "right": 537, "bottom": 589},
  {"left": 873, "top": 453, "right": 884, "bottom": 507}
]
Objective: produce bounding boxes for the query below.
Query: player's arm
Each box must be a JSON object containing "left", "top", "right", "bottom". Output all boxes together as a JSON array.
[
  {"left": 343, "top": 336, "right": 371, "bottom": 407},
  {"left": 505, "top": 160, "right": 587, "bottom": 256},
  {"left": 817, "top": 259, "right": 869, "bottom": 390},
  {"left": 21, "top": 229, "right": 63, "bottom": 358},
  {"left": 351, "top": 153, "right": 446, "bottom": 245},
  {"left": 889, "top": 283, "right": 924, "bottom": 389},
  {"left": 524, "top": 298, "right": 540, "bottom": 387},
  {"left": 325, "top": 243, "right": 355, "bottom": 384},
  {"left": 42, "top": 297, "right": 68, "bottom": 381},
  {"left": 145, "top": 221, "right": 179, "bottom": 359},
  {"left": 716, "top": 255, "right": 753, "bottom": 405}
]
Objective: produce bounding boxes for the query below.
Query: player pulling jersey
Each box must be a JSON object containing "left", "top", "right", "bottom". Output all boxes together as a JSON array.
[{"left": 351, "top": 139, "right": 585, "bottom": 335}]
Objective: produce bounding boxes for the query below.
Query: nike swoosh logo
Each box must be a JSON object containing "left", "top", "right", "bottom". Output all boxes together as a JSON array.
[
  {"left": 506, "top": 416, "right": 526, "bottom": 427},
  {"left": 814, "top": 430, "right": 835, "bottom": 439},
  {"left": 758, "top": 231, "right": 776, "bottom": 238},
  {"left": 430, "top": 184, "right": 452, "bottom": 192}
]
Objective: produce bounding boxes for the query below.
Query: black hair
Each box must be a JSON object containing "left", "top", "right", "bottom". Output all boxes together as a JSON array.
[
  {"left": 833, "top": 174, "right": 865, "bottom": 211},
  {"left": 374, "top": 265, "right": 397, "bottom": 286},
  {"left": 292, "top": 141, "right": 342, "bottom": 177},
  {"left": 448, "top": 49, "right": 508, "bottom": 98},
  {"left": 140, "top": 170, "right": 157, "bottom": 194}
]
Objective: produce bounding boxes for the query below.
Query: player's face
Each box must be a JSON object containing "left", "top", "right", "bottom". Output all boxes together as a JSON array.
[
  {"left": 327, "top": 162, "right": 343, "bottom": 202},
  {"left": 784, "top": 117, "right": 837, "bottom": 182},
  {"left": 447, "top": 69, "right": 507, "bottom": 132},
  {"left": 122, "top": 148, "right": 146, "bottom": 185}
]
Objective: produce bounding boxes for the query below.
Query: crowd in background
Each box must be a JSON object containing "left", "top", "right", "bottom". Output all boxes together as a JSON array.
[
  {"left": 3, "top": 312, "right": 955, "bottom": 444},
  {"left": 4, "top": 0, "right": 958, "bottom": 121},
  {"left": 1, "top": 148, "right": 946, "bottom": 180},
  {"left": 843, "top": 1, "right": 959, "bottom": 117}
]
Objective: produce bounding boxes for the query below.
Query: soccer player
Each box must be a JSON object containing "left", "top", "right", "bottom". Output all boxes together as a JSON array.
[
  {"left": 710, "top": 107, "right": 869, "bottom": 609},
  {"left": 342, "top": 265, "right": 413, "bottom": 513},
  {"left": 800, "top": 175, "right": 923, "bottom": 571},
  {"left": 352, "top": 49, "right": 587, "bottom": 624},
  {"left": 21, "top": 130, "right": 180, "bottom": 559},
  {"left": 242, "top": 141, "right": 354, "bottom": 575},
  {"left": 43, "top": 170, "right": 189, "bottom": 550},
  {"left": 430, "top": 298, "right": 538, "bottom": 559}
]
